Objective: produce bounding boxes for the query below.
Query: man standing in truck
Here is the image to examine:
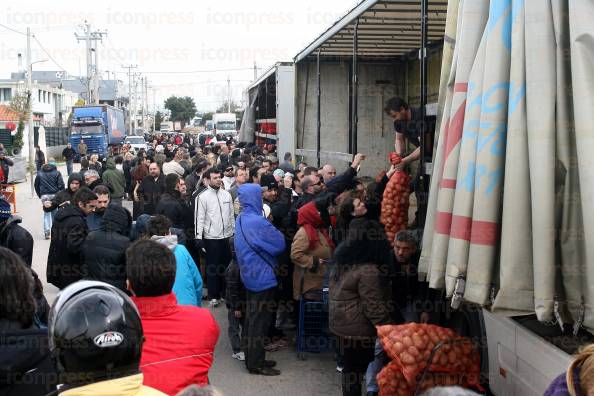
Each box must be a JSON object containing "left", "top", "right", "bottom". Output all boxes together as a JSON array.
[
  {"left": 384, "top": 97, "right": 422, "bottom": 169},
  {"left": 384, "top": 97, "right": 427, "bottom": 226}
]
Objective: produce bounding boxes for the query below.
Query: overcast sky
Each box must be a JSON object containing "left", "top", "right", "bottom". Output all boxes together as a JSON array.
[{"left": 0, "top": 0, "right": 360, "bottom": 111}]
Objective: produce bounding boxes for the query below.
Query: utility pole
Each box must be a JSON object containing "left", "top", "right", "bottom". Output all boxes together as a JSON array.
[
  {"left": 93, "top": 46, "right": 100, "bottom": 104},
  {"left": 121, "top": 64, "right": 137, "bottom": 134},
  {"left": 140, "top": 76, "right": 146, "bottom": 131},
  {"left": 133, "top": 72, "right": 141, "bottom": 131},
  {"left": 253, "top": 61, "right": 258, "bottom": 81},
  {"left": 75, "top": 21, "right": 106, "bottom": 104},
  {"left": 26, "top": 27, "right": 35, "bottom": 197},
  {"left": 227, "top": 76, "right": 231, "bottom": 113},
  {"left": 152, "top": 87, "right": 157, "bottom": 133},
  {"left": 144, "top": 77, "right": 149, "bottom": 130}
]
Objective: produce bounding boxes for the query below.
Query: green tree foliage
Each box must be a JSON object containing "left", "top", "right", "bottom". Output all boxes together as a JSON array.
[
  {"left": 9, "top": 90, "right": 31, "bottom": 152},
  {"left": 164, "top": 96, "right": 197, "bottom": 128},
  {"left": 201, "top": 112, "right": 213, "bottom": 125},
  {"left": 216, "top": 100, "right": 240, "bottom": 113}
]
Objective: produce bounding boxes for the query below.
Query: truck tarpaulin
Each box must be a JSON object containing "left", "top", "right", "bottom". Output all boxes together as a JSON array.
[
  {"left": 239, "top": 89, "right": 258, "bottom": 143},
  {"left": 420, "top": 0, "right": 594, "bottom": 332},
  {"left": 106, "top": 106, "right": 126, "bottom": 145}
]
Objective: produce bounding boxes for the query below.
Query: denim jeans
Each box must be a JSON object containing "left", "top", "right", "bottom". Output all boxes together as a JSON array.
[
  {"left": 227, "top": 308, "right": 245, "bottom": 354},
  {"left": 43, "top": 209, "right": 56, "bottom": 233},
  {"left": 66, "top": 160, "right": 73, "bottom": 176}
]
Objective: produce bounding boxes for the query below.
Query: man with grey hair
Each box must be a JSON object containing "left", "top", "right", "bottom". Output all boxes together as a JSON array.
[
  {"left": 299, "top": 176, "right": 316, "bottom": 196},
  {"left": 176, "top": 385, "right": 224, "bottom": 396},
  {"left": 84, "top": 169, "right": 103, "bottom": 190}
]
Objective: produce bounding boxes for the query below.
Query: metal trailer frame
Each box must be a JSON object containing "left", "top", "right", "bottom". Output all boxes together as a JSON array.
[
  {"left": 243, "top": 62, "right": 296, "bottom": 160},
  {"left": 293, "top": 0, "right": 443, "bottom": 219}
]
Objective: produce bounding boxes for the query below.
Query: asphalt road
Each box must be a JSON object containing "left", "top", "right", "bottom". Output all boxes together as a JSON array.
[{"left": 19, "top": 162, "right": 341, "bottom": 396}]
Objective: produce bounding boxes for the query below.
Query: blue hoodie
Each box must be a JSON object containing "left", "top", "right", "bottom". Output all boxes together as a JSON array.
[
  {"left": 151, "top": 234, "right": 203, "bottom": 307},
  {"left": 234, "top": 184, "right": 285, "bottom": 292}
]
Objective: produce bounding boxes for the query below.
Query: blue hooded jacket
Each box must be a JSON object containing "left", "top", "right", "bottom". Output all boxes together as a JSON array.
[{"left": 234, "top": 184, "right": 285, "bottom": 292}]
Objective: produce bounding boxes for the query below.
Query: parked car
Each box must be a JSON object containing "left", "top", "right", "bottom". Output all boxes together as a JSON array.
[{"left": 123, "top": 135, "right": 147, "bottom": 154}]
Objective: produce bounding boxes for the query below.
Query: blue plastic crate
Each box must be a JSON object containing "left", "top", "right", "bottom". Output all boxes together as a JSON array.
[{"left": 297, "top": 294, "right": 330, "bottom": 355}]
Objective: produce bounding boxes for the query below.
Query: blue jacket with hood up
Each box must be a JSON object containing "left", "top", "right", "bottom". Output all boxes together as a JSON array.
[{"left": 234, "top": 184, "right": 285, "bottom": 292}]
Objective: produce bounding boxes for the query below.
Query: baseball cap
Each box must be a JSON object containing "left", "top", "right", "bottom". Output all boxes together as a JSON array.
[{"left": 260, "top": 174, "right": 278, "bottom": 191}]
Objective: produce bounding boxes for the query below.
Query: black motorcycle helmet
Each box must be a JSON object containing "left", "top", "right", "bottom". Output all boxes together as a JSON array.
[{"left": 48, "top": 281, "right": 144, "bottom": 384}]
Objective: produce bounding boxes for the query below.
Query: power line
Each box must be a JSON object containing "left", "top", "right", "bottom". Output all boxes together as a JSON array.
[
  {"left": 33, "top": 35, "right": 72, "bottom": 74},
  {"left": 142, "top": 67, "right": 263, "bottom": 74},
  {"left": 0, "top": 22, "right": 27, "bottom": 36},
  {"left": 105, "top": 36, "right": 128, "bottom": 64},
  {"left": 150, "top": 79, "right": 252, "bottom": 87}
]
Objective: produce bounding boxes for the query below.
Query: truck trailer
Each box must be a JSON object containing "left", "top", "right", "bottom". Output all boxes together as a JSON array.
[
  {"left": 160, "top": 121, "right": 174, "bottom": 133},
  {"left": 212, "top": 113, "right": 237, "bottom": 138},
  {"left": 240, "top": 62, "right": 295, "bottom": 159},
  {"left": 289, "top": 0, "right": 594, "bottom": 394},
  {"left": 69, "top": 105, "right": 126, "bottom": 157}
]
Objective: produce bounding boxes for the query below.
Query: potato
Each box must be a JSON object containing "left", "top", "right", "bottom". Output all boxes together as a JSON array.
[
  {"left": 402, "top": 336, "right": 413, "bottom": 348},
  {"left": 412, "top": 333, "right": 424, "bottom": 349},
  {"left": 400, "top": 352, "right": 416, "bottom": 365}
]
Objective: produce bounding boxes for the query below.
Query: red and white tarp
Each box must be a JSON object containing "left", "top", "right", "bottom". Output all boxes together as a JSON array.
[{"left": 421, "top": 0, "right": 594, "bottom": 332}]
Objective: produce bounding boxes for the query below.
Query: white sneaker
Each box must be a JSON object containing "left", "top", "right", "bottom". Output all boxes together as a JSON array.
[
  {"left": 232, "top": 352, "right": 245, "bottom": 361},
  {"left": 209, "top": 299, "right": 220, "bottom": 308}
]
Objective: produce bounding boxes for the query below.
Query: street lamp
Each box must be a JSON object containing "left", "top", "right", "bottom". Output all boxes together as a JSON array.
[{"left": 26, "top": 49, "right": 48, "bottom": 198}]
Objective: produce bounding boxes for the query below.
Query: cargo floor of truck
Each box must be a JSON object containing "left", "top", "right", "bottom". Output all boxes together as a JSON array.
[{"left": 513, "top": 315, "right": 594, "bottom": 355}]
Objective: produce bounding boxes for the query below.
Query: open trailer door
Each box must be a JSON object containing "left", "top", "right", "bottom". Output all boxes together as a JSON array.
[{"left": 421, "top": 0, "right": 594, "bottom": 333}]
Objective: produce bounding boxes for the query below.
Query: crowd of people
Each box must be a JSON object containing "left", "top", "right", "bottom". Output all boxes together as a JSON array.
[{"left": 1, "top": 97, "right": 593, "bottom": 396}]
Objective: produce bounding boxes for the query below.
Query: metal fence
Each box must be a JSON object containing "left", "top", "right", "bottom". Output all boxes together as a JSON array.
[{"left": 41, "top": 127, "right": 69, "bottom": 147}]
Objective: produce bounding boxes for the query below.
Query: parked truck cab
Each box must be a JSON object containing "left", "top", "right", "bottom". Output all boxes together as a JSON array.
[{"left": 69, "top": 105, "right": 126, "bottom": 157}]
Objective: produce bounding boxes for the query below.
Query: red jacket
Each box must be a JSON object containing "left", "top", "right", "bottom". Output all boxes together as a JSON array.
[{"left": 132, "top": 293, "right": 219, "bottom": 395}]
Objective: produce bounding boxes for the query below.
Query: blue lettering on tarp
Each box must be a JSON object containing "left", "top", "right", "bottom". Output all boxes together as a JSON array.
[
  {"left": 461, "top": 119, "right": 479, "bottom": 148},
  {"left": 474, "top": 164, "right": 488, "bottom": 192},
  {"left": 458, "top": 162, "right": 477, "bottom": 193},
  {"left": 512, "top": 0, "right": 525, "bottom": 27},
  {"left": 482, "top": 82, "right": 510, "bottom": 113},
  {"left": 457, "top": 162, "right": 502, "bottom": 197},
  {"left": 487, "top": 0, "right": 513, "bottom": 50},
  {"left": 508, "top": 82, "right": 526, "bottom": 115},
  {"left": 485, "top": 168, "right": 503, "bottom": 195},
  {"left": 478, "top": 121, "right": 506, "bottom": 157},
  {"left": 468, "top": 82, "right": 511, "bottom": 114}
]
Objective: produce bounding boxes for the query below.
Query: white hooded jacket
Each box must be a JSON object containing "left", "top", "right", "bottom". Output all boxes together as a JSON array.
[{"left": 195, "top": 185, "right": 235, "bottom": 240}]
